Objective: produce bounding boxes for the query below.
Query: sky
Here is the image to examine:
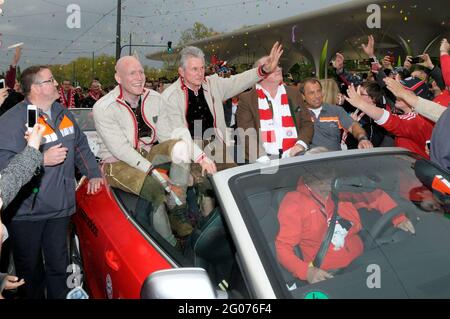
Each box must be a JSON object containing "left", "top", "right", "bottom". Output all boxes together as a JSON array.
[{"left": 0, "top": 0, "right": 353, "bottom": 70}]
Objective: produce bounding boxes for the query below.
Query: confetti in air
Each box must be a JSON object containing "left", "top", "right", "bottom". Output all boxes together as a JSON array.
[{"left": 291, "top": 25, "right": 297, "bottom": 43}]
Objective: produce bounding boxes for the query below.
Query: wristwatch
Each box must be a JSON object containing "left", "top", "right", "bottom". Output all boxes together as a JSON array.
[{"left": 358, "top": 135, "right": 369, "bottom": 142}]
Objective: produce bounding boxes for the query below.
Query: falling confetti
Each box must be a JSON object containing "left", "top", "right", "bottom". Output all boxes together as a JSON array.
[{"left": 291, "top": 25, "right": 297, "bottom": 43}]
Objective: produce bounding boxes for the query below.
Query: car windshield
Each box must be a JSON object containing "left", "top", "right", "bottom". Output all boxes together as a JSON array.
[
  {"left": 229, "top": 153, "right": 450, "bottom": 298},
  {"left": 70, "top": 109, "right": 96, "bottom": 132}
]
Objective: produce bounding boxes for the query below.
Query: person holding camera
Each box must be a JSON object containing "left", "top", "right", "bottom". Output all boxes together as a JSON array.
[
  {"left": 0, "top": 46, "right": 25, "bottom": 117},
  {"left": 0, "top": 65, "right": 102, "bottom": 299},
  {"left": 1, "top": 124, "right": 45, "bottom": 299},
  {"left": 404, "top": 53, "right": 446, "bottom": 93},
  {"left": 345, "top": 82, "right": 434, "bottom": 159}
]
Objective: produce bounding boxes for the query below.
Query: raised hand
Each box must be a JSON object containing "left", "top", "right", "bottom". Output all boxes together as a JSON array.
[
  {"left": 0, "top": 88, "right": 9, "bottom": 106},
  {"left": 345, "top": 84, "right": 366, "bottom": 109},
  {"left": 383, "top": 77, "right": 412, "bottom": 101},
  {"left": 332, "top": 52, "right": 345, "bottom": 72},
  {"left": 417, "top": 53, "right": 434, "bottom": 70},
  {"left": 262, "top": 41, "right": 284, "bottom": 74},
  {"left": 440, "top": 38, "right": 450, "bottom": 54},
  {"left": 404, "top": 56, "right": 413, "bottom": 70},
  {"left": 382, "top": 55, "right": 393, "bottom": 70},
  {"left": 361, "top": 35, "right": 375, "bottom": 57},
  {"left": 12, "top": 46, "right": 22, "bottom": 67}
]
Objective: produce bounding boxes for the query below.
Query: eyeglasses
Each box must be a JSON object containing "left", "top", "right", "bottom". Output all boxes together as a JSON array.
[{"left": 36, "top": 78, "right": 55, "bottom": 85}]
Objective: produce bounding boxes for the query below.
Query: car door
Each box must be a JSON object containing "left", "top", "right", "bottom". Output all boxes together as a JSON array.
[
  {"left": 102, "top": 188, "right": 176, "bottom": 299},
  {"left": 74, "top": 178, "right": 111, "bottom": 298}
]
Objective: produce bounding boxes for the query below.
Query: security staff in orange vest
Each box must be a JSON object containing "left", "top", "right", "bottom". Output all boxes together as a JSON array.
[
  {"left": 0, "top": 66, "right": 102, "bottom": 299},
  {"left": 302, "top": 78, "right": 373, "bottom": 151}
]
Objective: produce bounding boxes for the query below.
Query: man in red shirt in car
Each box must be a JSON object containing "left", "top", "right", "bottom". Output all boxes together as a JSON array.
[{"left": 275, "top": 174, "right": 415, "bottom": 284}]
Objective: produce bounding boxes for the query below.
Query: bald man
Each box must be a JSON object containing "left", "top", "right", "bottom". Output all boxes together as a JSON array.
[{"left": 93, "top": 56, "right": 195, "bottom": 239}]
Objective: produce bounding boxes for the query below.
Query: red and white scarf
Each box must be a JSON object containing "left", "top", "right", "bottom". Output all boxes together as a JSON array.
[
  {"left": 59, "top": 88, "right": 76, "bottom": 108},
  {"left": 256, "top": 84, "right": 297, "bottom": 155},
  {"left": 88, "top": 91, "right": 102, "bottom": 101}
]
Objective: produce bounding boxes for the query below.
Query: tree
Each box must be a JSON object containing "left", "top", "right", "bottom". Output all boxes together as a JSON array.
[
  {"left": 144, "top": 64, "right": 178, "bottom": 83},
  {"left": 287, "top": 62, "right": 315, "bottom": 82},
  {"left": 49, "top": 54, "right": 181, "bottom": 89},
  {"left": 178, "top": 22, "right": 220, "bottom": 46},
  {"left": 49, "top": 55, "right": 116, "bottom": 89}
]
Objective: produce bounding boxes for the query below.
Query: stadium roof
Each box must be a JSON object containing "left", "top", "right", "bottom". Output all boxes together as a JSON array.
[{"left": 147, "top": 0, "right": 449, "bottom": 77}]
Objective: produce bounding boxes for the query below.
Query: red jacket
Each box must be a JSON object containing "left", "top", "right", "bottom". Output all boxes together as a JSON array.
[
  {"left": 275, "top": 181, "right": 406, "bottom": 281},
  {"left": 378, "top": 111, "right": 433, "bottom": 159},
  {"left": 5, "top": 65, "right": 16, "bottom": 89},
  {"left": 433, "top": 90, "right": 450, "bottom": 107},
  {"left": 441, "top": 54, "right": 450, "bottom": 88}
]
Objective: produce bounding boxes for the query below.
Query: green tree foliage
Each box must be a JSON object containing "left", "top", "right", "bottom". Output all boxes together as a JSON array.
[
  {"left": 144, "top": 63, "right": 178, "bottom": 82},
  {"left": 49, "top": 54, "right": 179, "bottom": 89},
  {"left": 178, "top": 22, "right": 220, "bottom": 46},
  {"left": 287, "top": 62, "right": 315, "bottom": 82},
  {"left": 49, "top": 54, "right": 116, "bottom": 89}
]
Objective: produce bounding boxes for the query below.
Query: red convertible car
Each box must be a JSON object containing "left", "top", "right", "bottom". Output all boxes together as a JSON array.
[{"left": 70, "top": 109, "right": 450, "bottom": 299}]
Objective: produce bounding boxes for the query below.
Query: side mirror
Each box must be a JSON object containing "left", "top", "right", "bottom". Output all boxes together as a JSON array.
[
  {"left": 140, "top": 268, "right": 227, "bottom": 299},
  {"left": 415, "top": 159, "right": 450, "bottom": 213}
]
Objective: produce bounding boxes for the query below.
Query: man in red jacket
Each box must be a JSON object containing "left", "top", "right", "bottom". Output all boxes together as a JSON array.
[{"left": 275, "top": 175, "right": 415, "bottom": 284}]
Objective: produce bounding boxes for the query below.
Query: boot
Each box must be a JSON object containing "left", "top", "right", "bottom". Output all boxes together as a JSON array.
[{"left": 167, "top": 204, "right": 193, "bottom": 237}]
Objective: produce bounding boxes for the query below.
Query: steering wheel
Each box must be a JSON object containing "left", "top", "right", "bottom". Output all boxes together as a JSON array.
[{"left": 365, "top": 197, "right": 416, "bottom": 250}]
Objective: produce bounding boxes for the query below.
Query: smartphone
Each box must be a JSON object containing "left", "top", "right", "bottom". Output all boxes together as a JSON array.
[
  {"left": 0, "top": 79, "right": 5, "bottom": 89},
  {"left": 410, "top": 56, "right": 424, "bottom": 64},
  {"left": 27, "top": 105, "right": 38, "bottom": 132}
]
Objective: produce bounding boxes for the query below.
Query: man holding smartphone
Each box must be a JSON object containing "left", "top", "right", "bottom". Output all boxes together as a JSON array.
[
  {"left": 0, "top": 46, "right": 25, "bottom": 116},
  {"left": 0, "top": 82, "right": 8, "bottom": 110},
  {"left": 0, "top": 65, "right": 102, "bottom": 299}
]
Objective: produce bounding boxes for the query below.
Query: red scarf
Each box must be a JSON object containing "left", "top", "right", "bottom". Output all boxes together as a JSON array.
[
  {"left": 256, "top": 84, "right": 297, "bottom": 153},
  {"left": 88, "top": 91, "right": 102, "bottom": 101},
  {"left": 59, "top": 87, "right": 76, "bottom": 108}
]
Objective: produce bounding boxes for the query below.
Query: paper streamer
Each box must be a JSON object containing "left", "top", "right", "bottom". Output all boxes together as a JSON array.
[{"left": 291, "top": 25, "right": 297, "bottom": 43}]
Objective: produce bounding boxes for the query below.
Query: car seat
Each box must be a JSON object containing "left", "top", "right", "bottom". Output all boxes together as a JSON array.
[
  {"left": 191, "top": 207, "right": 235, "bottom": 288},
  {"left": 247, "top": 186, "right": 305, "bottom": 290},
  {"left": 112, "top": 187, "right": 177, "bottom": 246}
]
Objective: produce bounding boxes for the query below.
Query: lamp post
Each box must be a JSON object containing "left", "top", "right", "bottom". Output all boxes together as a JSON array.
[
  {"left": 92, "top": 51, "right": 95, "bottom": 79},
  {"left": 115, "top": 0, "right": 122, "bottom": 61}
]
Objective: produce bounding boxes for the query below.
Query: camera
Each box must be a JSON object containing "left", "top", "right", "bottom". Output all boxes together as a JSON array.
[
  {"left": 0, "top": 79, "right": 5, "bottom": 89},
  {"left": 27, "top": 104, "right": 38, "bottom": 132},
  {"left": 410, "top": 56, "right": 424, "bottom": 64}
]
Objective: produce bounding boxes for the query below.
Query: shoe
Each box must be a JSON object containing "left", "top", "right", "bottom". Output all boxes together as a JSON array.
[{"left": 168, "top": 205, "right": 193, "bottom": 237}]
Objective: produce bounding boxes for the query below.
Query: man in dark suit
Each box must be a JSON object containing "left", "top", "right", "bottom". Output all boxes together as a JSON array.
[{"left": 236, "top": 56, "right": 313, "bottom": 163}]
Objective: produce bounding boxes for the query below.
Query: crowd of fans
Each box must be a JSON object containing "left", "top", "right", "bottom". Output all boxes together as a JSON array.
[{"left": 0, "top": 34, "right": 449, "bottom": 298}]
